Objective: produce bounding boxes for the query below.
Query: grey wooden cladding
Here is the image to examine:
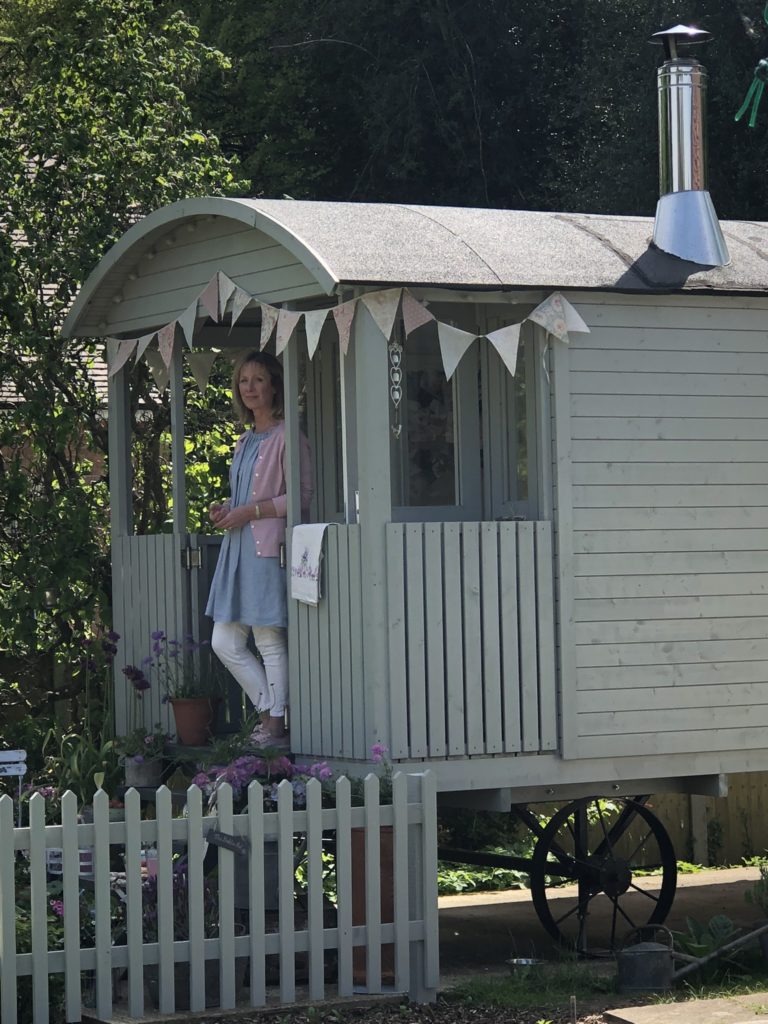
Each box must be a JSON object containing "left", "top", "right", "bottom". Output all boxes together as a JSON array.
[
  {"left": 384, "top": 520, "right": 557, "bottom": 759},
  {"left": 111, "top": 534, "right": 186, "bottom": 734},
  {"left": 293, "top": 525, "right": 365, "bottom": 758},
  {"left": 570, "top": 297, "right": 768, "bottom": 759}
]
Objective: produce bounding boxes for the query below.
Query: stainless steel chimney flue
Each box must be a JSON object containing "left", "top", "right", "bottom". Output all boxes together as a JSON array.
[{"left": 651, "top": 24, "right": 729, "bottom": 266}]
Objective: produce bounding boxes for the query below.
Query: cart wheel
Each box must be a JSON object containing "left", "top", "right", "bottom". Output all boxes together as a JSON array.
[{"left": 529, "top": 797, "right": 677, "bottom": 956}]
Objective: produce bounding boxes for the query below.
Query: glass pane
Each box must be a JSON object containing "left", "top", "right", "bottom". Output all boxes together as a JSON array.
[{"left": 391, "top": 326, "right": 456, "bottom": 507}]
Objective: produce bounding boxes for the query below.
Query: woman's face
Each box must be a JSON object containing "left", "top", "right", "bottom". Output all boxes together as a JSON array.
[{"left": 238, "top": 361, "right": 276, "bottom": 417}]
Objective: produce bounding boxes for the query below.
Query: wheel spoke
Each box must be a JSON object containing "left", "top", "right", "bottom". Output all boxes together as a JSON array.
[
  {"left": 552, "top": 902, "right": 584, "bottom": 928},
  {"left": 628, "top": 882, "right": 660, "bottom": 903},
  {"left": 615, "top": 898, "right": 638, "bottom": 931},
  {"left": 596, "top": 801, "right": 616, "bottom": 853},
  {"left": 625, "top": 828, "right": 654, "bottom": 864}
]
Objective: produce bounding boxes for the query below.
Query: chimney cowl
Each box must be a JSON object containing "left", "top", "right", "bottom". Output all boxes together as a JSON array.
[{"left": 650, "top": 23, "right": 729, "bottom": 266}]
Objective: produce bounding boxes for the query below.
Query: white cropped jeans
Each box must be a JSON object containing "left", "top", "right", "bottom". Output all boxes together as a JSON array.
[{"left": 211, "top": 622, "right": 288, "bottom": 717}]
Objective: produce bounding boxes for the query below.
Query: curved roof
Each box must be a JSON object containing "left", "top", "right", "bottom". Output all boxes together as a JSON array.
[{"left": 63, "top": 196, "right": 768, "bottom": 337}]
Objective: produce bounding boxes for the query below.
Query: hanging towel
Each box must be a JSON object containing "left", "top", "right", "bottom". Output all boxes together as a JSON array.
[{"left": 290, "top": 524, "right": 330, "bottom": 605}]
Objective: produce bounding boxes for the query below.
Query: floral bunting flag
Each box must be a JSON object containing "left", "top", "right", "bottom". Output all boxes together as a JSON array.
[
  {"left": 178, "top": 301, "right": 198, "bottom": 349},
  {"left": 144, "top": 349, "right": 170, "bottom": 392},
  {"left": 107, "top": 337, "right": 136, "bottom": 377},
  {"left": 360, "top": 287, "right": 402, "bottom": 341},
  {"left": 275, "top": 309, "right": 303, "bottom": 355},
  {"left": 259, "top": 303, "right": 279, "bottom": 350},
  {"left": 487, "top": 323, "right": 522, "bottom": 378},
  {"left": 187, "top": 351, "right": 219, "bottom": 393},
  {"left": 199, "top": 275, "right": 220, "bottom": 322},
  {"left": 527, "top": 292, "right": 569, "bottom": 342},
  {"left": 157, "top": 322, "right": 176, "bottom": 368},
  {"left": 332, "top": 299, "right": 357, "bottom": 356},
  {"left": 134, "top": 332, "right": 156, "bottom": 363},
  {"left": 229, "top": 286, "right": 253, "bottom": 330},
  {"left": 304, "top": 308, "right": 329, "bottom": 360},
  {"left": 401, "top": 290, "right": 435, "bottom": 336},
  {"left": 437, "top": 321, "right": 477, "bottom": 380},
  {"left": 217, "top": 271, "right": 238, "bottom": 320}
]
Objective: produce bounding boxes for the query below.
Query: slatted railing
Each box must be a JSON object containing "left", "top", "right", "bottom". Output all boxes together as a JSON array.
[{"left": 385, "top": 521, "right": 558, "bottom": 759}]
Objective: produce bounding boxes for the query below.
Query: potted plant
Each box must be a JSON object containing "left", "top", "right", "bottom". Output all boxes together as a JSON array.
[
  {"left": 114, "top": 723, "right": 169, "bottom": 788},
  {"left": 123, "top": 631, "right": 223, "bottom": 746}
]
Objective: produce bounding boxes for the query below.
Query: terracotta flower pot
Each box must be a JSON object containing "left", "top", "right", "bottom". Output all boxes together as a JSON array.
[{"left": 170, "top": 697, "right": 214, "bottom": 745}]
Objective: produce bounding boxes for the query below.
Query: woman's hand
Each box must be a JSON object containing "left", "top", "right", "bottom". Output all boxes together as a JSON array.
[
  {"left": 214, "top": 500, "right": 277, "bottom": 530},
  {"left": 209, "top": 501, "right": 230, "bottom": 526}
]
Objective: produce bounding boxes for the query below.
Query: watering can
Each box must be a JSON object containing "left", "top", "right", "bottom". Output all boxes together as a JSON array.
[{"left": 617, "top": 920, "right": 768, "bottom": 993}]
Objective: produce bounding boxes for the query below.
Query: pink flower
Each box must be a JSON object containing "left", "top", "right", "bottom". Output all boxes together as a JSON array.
[
  {"left": 371, "top": 742, "right": 388, "bottom": 763},
  {"left": 49, "top": 899, "right": 64, "bottom": 917}
]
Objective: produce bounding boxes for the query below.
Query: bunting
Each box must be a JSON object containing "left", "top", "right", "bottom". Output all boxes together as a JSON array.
[
  {"left": 187, "top": 351, "right": 219, "bottom": 393},
  {"left": 259, "top": 303, "right": 279, "bottom": 351},
  {"left": 437, "top": 322, "right": 477, "bottom": 380},
  {"left": 107, "top": 337, "right": 136, "bottom": 377},
  {"left": 333, "top": 300, "right": 357, "bottom": 356},
  {"left": 275, "top": 309, "right": 303, "bottom": 355},
  {"left": 104, "top": 267, "right": 589, "bottom": 389},
  {"left": 304, "top": 308, "right": 329, "bottom": 360}
]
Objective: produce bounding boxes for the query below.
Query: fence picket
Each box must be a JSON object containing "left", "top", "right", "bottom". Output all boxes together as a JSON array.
[
  {"left": 0, "top": 775, "right": 438, "bottom": 1020},
  {"left": 61, "top": 791, "right": 81, "bottom": 1023},
  {"left": 28, "top": 794, "right": 49, "bottom": 1024},
  {"left": 0, "top": 794, "right": 18, "bottom": 1024},
  {"left": 277, "top": 780, "right": 296, "bottom": 1003}
]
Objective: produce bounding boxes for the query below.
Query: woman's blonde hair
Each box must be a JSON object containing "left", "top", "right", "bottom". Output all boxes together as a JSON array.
[{"left": 231, "top": 350, "right": 285, "bottom": 426}]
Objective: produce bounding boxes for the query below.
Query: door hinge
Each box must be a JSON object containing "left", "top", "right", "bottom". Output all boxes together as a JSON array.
[{"left": 181, "top": 546, "right": 202, "bottom": 570}]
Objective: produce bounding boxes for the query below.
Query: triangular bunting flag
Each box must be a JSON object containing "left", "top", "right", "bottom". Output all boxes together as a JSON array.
[
  {"left": 199, "top": 276, "right": 220, "bottom": 322},
  {"left": 332, "top": 300, "right": 357, "bottom": 356},
  {"left": 527, "top": 292, "right": 569, "bottom": 342},
  {"left": 259, "top": 303, "right": 279, "bottom": 350},
  {"left": 217, "top": 271, "right": 238, "bottom": 320},
  {"left": 134, "top": 332, "right": 156, "bottom": 363},
  {"left": 304, "top": 308, "right": 329, "bottom": 360},
  {"left": 561, "top": 295, "right": 590, "bottom": 335},
  {"left": 487, "top": 323, "right": 522, "bottom": 378},
  {"left": 275, "top": 309, "right": 302, "bottom": 355},
  {"left": 178, "top": 301, "right": 198, "bottom": 350},
  {"left": 107, "top": 337, "right": 137, "bottom": 377},
  {"left": 437, "top": 322, "right": 477, "bottom": 380},
  {"left": 402, "top": 291, "right": 435, "bottom": 336},
  {"left": 144, "top": 349, "right": 170, "bottom": 392},
  {"left": 157, "top": 322, "right": 176, "bottom": 368},
  {"left": 186, "top": 350, "right": 219, "bottom": 393},
  {"left": 230, "top": 287, "right": 253, "bottom": 330},
  {"left": 360, "top": 288, "right": 402, "bottom": 341}
]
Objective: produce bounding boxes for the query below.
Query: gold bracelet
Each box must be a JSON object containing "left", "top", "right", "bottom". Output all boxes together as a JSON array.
[{"left": 254, "top": 503, "right": 261, "bottom": 520}]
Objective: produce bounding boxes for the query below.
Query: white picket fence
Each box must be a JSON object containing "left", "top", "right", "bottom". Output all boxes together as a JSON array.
[{"left": 0, "top": 771, "right": 438, "bottom": 1023}]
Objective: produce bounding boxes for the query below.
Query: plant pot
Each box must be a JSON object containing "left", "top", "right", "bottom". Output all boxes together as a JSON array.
[
  {"left": 170, "top": 697, "right": 215, "bottom": 745},
  {"left": 124, "top": 758, "right": 163, "bottom": 789},
  {"left": 351, "top": 825, "right": 394, "bottom": 987}
]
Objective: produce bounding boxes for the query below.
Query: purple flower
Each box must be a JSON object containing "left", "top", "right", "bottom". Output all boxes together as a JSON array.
[
  {"left": 49, "top": 899, "right": 64, "bottom": 917},
  {"left": 308, "top": 762, "right": 334, "bottom": 782},
  {"left": 371, "top": 742, "right": 388, "bottom": 763},
  {"left": 107, "top": 630, "right": 120, "bottom": 642},
  {"left": 144, "top": 735, "right": 154, "bottom": 746},
  {"left": 132, "top": 754, "right": 145, "bottom": 764},
  {"left": 133, "top": 677, "right": 150, "bottom": 692},
  {"left": 151, "top": 630, "right": 165, "bottom": 641}
]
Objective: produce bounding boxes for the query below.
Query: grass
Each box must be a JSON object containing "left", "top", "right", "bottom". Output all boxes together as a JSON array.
[{"left": 446, "top": 958, "right": 616, "bottom": 1010}]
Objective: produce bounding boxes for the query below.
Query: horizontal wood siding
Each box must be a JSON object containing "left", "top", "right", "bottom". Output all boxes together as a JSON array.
[
  {"left": 570, "top": 297, "right": 768, "bottom": 758},
  {"left": 385, "top": 521, "right": 557, "bottom": 759},
  {"left": 102, "top": 218, "right": 319, "bottom": 334}
]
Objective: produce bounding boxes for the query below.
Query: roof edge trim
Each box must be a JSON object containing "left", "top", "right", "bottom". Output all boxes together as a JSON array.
[{"left": 61, "top": 197, "right": 340, "bottom": 338}]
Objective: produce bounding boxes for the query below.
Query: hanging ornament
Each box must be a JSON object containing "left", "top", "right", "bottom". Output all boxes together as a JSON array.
[
  {"left": 735, "top": 3, "right": 768, "bottom": 127},
  {"left": 388, "top": 334, "right": 403, "bottom": 440}
]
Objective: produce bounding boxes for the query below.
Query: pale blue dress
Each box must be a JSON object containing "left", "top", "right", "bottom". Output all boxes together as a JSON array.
[{"left": 205, "top": 428, "right": 288, "bottom": 628}]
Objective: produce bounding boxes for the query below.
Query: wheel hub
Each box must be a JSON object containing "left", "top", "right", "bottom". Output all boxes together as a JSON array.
[{"left": 591, "top": 855, "right": 632, "bottom": 897}]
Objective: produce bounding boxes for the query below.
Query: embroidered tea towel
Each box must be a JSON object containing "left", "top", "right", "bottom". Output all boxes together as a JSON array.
[{"left": 290, "top": 524, "right": 330, "bottom": 605}]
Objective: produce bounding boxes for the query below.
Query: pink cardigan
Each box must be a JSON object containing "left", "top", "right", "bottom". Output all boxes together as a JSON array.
[{"left": 232, "top": 422, "right": 314, "bottom": 558}]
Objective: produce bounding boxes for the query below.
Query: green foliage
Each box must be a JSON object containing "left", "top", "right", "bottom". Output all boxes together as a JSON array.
[
  {"left": 0, "top": 0, "right": 244, "bottom": 716},
  {"left": 745, "top": 857, "right": 768, "bottom": 915},
  {"left": 438, "top": 859, "right": 528, "bottom": 895},
  {"left": 674, "top": 914, "right": 746, "bottom": 980}
]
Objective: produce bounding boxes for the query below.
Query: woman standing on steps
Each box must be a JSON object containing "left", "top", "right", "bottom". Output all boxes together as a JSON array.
[{"left": 206, "top": 350, "right": 313, "bottom": 748}]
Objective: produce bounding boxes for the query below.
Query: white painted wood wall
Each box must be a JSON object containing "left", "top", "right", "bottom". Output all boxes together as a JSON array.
[{"left": 562, "top": 295, "right": 768, "bottom": 760}]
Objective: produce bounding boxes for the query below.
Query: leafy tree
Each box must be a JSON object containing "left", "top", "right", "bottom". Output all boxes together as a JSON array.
[
  {"left": 183, "top": 0, "right": 768, "bottom": 218},
  {"left": 0, "top": 0, "right": 244, "bottom": 722}
]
